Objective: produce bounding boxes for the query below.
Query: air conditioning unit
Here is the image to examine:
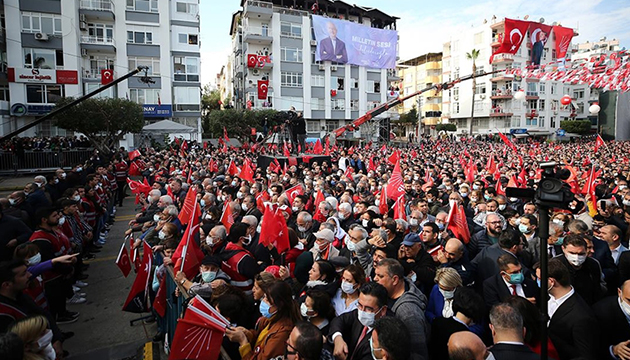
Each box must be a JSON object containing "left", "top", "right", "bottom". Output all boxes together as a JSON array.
[
  {"left": 318, "top": 64, "right": 325, "bottom": 71},
  {"left": 252, "top": 68, "right": 260, "bottom": 76},
  {"left": 310, "top": 40, "right": 317, "bottom": 46},
  {"left": 34, "top": 32, "right": 49, "bottom": 41},
  {"left": 81, "top": 48, "right": 88, "bottom": 57},
  {"left": 79, "top": 14, "right": 87, "bottom": 30},
  {"left": 331, "top": 65, "right": 337, "bottom": 71}
]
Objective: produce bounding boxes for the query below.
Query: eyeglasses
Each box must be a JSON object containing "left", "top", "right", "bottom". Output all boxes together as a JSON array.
[
  {"left": 487, "top": 221, "right": 502, "bottom": 225},
  {"left": 285, "top": 342, "right": 302, "bottom": 358}
]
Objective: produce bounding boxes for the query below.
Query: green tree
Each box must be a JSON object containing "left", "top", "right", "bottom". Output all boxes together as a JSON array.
[
  {"left": 436, "top": 123, "right": 457, "bottom": 132},
  {"left": 201, "top": 85, "right": 221, "bottom": 114},
  {"left": 52, "top": 97, "right": 144, "bottom": 153},
  {"left": 397, "top": 105, "right": 419, "bottom": 125},
  {"left": 203, "top": 108, "right": 280, "bottom": 138},
  {"left": 560, "top": 119, "right": 591, "bottom": 135},
  {"left": 466, "top": 49, "right": 480, "bottom": 135}
]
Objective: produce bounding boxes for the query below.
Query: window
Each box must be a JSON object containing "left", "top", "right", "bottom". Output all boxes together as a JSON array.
[
  {"left": 539, "top": 83, "right": 546, "bottom": 94},
  {"left": 173, "top": 57, "right": 199, "bottom": 81},
  {"left": 577, "top": 103, "right": 585, "bottom": 113},
  {"left": 281, "top": 72, "right": 302, "bottom": 87},
  {"left": 127, "top": 0, "right": 158, "bottom": 12},
  {"left": 311, "top": 98, "right": 324, "bottom": 110},
  {"left": 453, "top": 102, "right": 460, "bottom": 113},
  {"left": 452, "top": 87, "right": 459, "bottom": 99},
  {"left": 127, "top": 31, "right": 153, "bottom": 44},
  {"left": 539, "top": 99, "right": 545, "bottom": 111},
  {"left": 129, "top": 88, "right": 161, "bottom": 104},
  {"left": 21, "top": 12, "right": 62, "bottom": 35},
  {"left": 24, "top": 48, "right": 63, "bottom": 69},
  {"left": 87, "top": 23, "right": 114, "bottom": 43},
  {"left": 280, "top": 22, "right": 301, "bottom": 38},
  {"left": 86, "top": 56, "right": 114, "bottom": 78},
  {"left": 129, "top": 57, "right": 160, "bottom": 76},
  {"left": 474, "top": 83, "right": 486, "bottom": 95},
  {"left": 178, "top": 33, "right": 198, "bottom": 45},
  {"left": 367, "top": 80, "right": 380, "bottom": 93},
  {"left": 511, "top": 116, "right": 521, "bottom": 128},
  {"left": 551, "top": 117, "right": 556, "bottom": 128},
  {"left": 526, "top": 116, "right": 537, "bottom": 126},
  {"left": 330, "top": 77, "right": 344, "bottom": 90},
  {"left": 311, "top": 75, "right": 325, "bottom": 87},
  {"left": 539, "top": 116, "right": 545, "bottom": 127},
  {"left": 85, "top": 83, "right": 113, "bottom": 99},
  {"left": 526, "top": 82, "right": 537, "bottom": 96},
  {"left": 550, "top": 82, "right": 557, "bottom": 95},
  {"left": 26, "top": 84, "right": 64, "bottom": 104},
  {"left": 350, "top": 99, "right": 359, "bottom": 111},
  {"left": 307, "top": 120, "right": 320, "bottom": 133},
  {"left": 331, "top": 99, "right": 345, "bottom": 110},
  {"left": 174, "top": 87, "right": 201, "bottom": 111},
  {"left": 350, "top": 78, "right": 358, "bottom": 89},
  {"left": 176, "top": 2, "right": 197, "bottom": 13},
  {"left": 280, "top": 47, "right": 302, "bottom": 62},
  {"left": 325, "top": 120, "right": 338, "bottom": 133},
  {"left": 367, "top": 101, "right": 380, "bottom": 109},
  {"left": 573, "top": 89, "right": 585, "bottom": 99},
  {"left": 0, "top": 86, "right": 10, "bottom": 102},
  {"left": 405, "top": 73, "right": 412, "bottom": 83}
]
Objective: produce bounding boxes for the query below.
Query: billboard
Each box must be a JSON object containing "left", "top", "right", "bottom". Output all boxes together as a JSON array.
[{"left": 312, "top": 15, "right": 398, "bottom": 69}]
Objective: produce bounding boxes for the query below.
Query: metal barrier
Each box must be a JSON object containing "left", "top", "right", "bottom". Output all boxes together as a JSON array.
[{"left": 0, "top": 149, "right": 94, "bottom": 176}]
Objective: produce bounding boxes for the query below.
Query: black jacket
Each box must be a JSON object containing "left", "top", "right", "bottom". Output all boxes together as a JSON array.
[
  {"left": 328, "top": 309, "right": 377, "bottom": 360},
  {"left": 482, "top": 273, "right": 539, "bottom": 309},
  {"left": 468, "top": 229, "right": 497, "bottom": 258},
  {"left": 0, "top": 215, "right": 32, "bottom": 261},
  {"left": 429, "top": 317, "right": 469, "bottom": 360},
  {"left": 548, "top": 291, "right": 599, "bottom": 360},
  {"left": 489, "top": 343, "right": 540, "bottom": 360},
  {"left": 556, "top": 255, "right": 605, "bottom": 306},
  {"left": 593, "top": 295, "right": 630, "bottom": 359}
]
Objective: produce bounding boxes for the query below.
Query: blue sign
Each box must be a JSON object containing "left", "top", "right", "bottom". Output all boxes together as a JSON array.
[
  {"left": 27, "top": 105, "right": 54, "bottom": 115},
  {"left": 510, "top": 128, "right": 528, "bottom": 135},
  {"left": 557, "top": 129, "right": 566, "bottom": 137},
  {"left": 143, "top": 104, "right": 172, "bottom": 118}
]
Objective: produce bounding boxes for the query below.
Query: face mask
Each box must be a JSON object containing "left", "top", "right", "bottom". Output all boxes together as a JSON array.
[
  {"left": 620, "top": 298, "right": 630, "bottom": 317},
  {"left": 259, "top": 299, "right": 275, "bottom": 318},
  {"left": 37, "top": 329, "right": 53, "bottom": 350},
  {"left": 484, "top": 194, "right": 492, "bottom": 201},
  {"left": 242, "top": 234, "right": 252, "bottom": 246},
  {"left": 409, "top": 272, "right": 417, "bottom": 283},
  {"left": 76, "top": 167, "right": 83, "bottom": 172},
  {"left": 158, "top": 231, "right": 166, "bottom": 240},
  {"left": 298, "top": 226, "right": 307, "bottom": 233},
  {"left": 357, "top": 308, "right": 379, "bottom": 327},
  {"left": 54, "top": 179, "right": 59, "bottom": 184},
  {"left": 27, "top": 253, "right": 42, "bottom": 266},
  {"left": 231, "top": 181, "right": 238, "bottom": 187},
  {"left": 375, "top": 199, "right": 380, "bottom": 206},
  {"left": 436, "top": 222, "right": 445, "bottom": 231},
  {"left": 498, "top": 204, "right": 507, "bottom": 211},
  {"left": 57, "top": 216, "right": 66, "bottom": 226},
  {"left": 154, "top": 214, "right": 160, "bottom": 222},
  {"left": 217, "top": 195, "right": 224, "bottom": 202},
  {"left": 242, "top": 203, "right": 249, "bottom": 212},
  {"left": 362, "top": 219, "right": 369, "bottom": 227},
  {"left": 620, "top": 185, "right": 628, "bottom": 190},
  {"left": 72, "top": 195, "right": 80, "bottom": 201},
  {"left": 369, "top": 337, "right": 383, "bottom": 360},
  {"left": 206, "top": 236, "right": 216, "bottom": 246},
  {"left": 149, "top": 167, "right": 155, "bottom": 172},
  {"left": 427, "top": 198, "right": 434, "bottom": 204},
  {"left": 470, "top": 197, "right": 479, "bottom": 202},
  {"left": 565, "top": 253, "right": 587, "bottom": 266},
  {"left": 300, "top": 303, "right": 314, "bottom": 318},
  {"left": 201, "top": 271, "right": 217, "bottom": 283},
  {"left": 554, "top": 236, "right": 565, "bottom": 246},
  {"left": 60, "top": 173, "right": 66, "bottom": 179},
  {"left": 518, "top": 224, "right": 531, "bottom": 234},
  {"left": 237, "top": 191, "right": 243, "bottom": 199},
  {"left": 250, "top": 188, "right": 256, "bottom": 195},
  {"left": 346, "top": 238, "right": 357, "bottom": 252},
  {"left": 337, "top": 213, "right": 347, "bottom": 220},
  {"left": 341, "top": 281, "right": 357, "bottom": 294},
  {"left": 439, "top": 288, "right": 455, "bottom": 299},
  {"left": 460, "top": 192, "right": 468, "bottom": 198},
  {"left": 552, "top": 219, "right": 564, "bottom": 227},
  {"left": 624, "top": 200, "right": 630, "bottom": 207},
  {"left": 505, "top": 271, "right": 524, "bottom": 285},
  {"left": 473, "top": 184, "right": 480, "bottom": 190},
  {"left": 8, "top": 198, "right": 17, "bottom": 205}
]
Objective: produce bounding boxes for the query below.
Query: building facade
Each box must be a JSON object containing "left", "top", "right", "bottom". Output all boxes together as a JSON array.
[
  {"left": 230, "top": 0, "right": 399, "bottom": 140},
  {"left": 2, "top": 0, "right": 202, "bottom": 143},
  {"left": 442, "top": 18, "right": 592, "bottom": 138}
]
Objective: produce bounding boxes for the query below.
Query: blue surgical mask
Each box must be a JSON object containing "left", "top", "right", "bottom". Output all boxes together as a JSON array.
[
  {"left": 201, "top": 271, "right": 217, "bottom": 283},
  {"left": 484, "top": 194, "right": 492, "bottom": 201},
  {"left": 554, "top": 236, "right": 564, "bottom": 246},
  {"left": 436, "top": 222, "right": 445, "bottom": 231},
  {"left": 259, "top": 299, "right": 275, "bottom": 318},
  {"left": 506, "top": 271, "right": 524, "bottom": 285},
  {"left": 518, "top": 224, "right": 531, "bottom": 234}
]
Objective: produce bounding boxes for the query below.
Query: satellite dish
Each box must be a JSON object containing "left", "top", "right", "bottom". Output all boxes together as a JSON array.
[
  {"left": 539, "top": 17, "right": 545, "bottom": 23},
  {"left": 524, "top": 15, "right": 529, "bottom": 20}
]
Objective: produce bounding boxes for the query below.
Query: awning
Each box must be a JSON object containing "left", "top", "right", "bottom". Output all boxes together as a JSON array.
[
  {"left": 514, "top": 133, "right": 530, "bottom": 138},
  {"left": 142, "top": 120, "right": 196, "bottom": 133}
]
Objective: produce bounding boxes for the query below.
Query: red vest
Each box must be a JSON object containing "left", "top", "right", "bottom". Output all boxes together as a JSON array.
[
  {"left": 24, "top": 276, "right": 48, "bottom": 310},
  {"left": 81, "top": 198, "right": 96, "bottom": 226},
  {"left": 221, "top": 243, "right": 254, "bottom": 291},
  {"left": 114, "top": 162, "right": 128, "bottom": 181},
  {"left": 0, "top": 301, "right": 27, "bottom": 324},
  {"left": 29, "top": 230, "right": 67, "bottom": 282}
]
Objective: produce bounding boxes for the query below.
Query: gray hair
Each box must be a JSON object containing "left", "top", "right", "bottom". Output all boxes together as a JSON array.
[
  {"left": 339, "top": 202, "right": 352, "bottom": 213},
  {"left": 242, "top": 215, "right": 258, "bottom": 228},
  {"left": 549, "top": 221, "right": 563, "bottom": 235},
  {"left": 349, "top": 224, "right": 368, "bottom": 241},
  {"left": 567, "top": 219, "right": 588, "bottom": 234},
  {"left": 298, "top": 211, "right": 312, "bottom": 223},
  {"left": 395, "top": 219, "right": 409, "bottom": 231},
  {"left": 374, "top": 228, "right": 388, "bottom": 240},
  {"left": 160, "top": 195, "right": 174, "bottom": 205},
  {"left": 149, "top": 189, "right": 161, "bottom": 199},
  {"left": 211, "top": 225, "right": 227, "bottom": 240},
  {"left": 320, "top": 222, "right": 335, "bottom": 232},
  {"left": 164, "top": 205, "right": 179, "bottom": 217},
  {"left": 34, "top": 175, "right": 46, "bottom": 184},
  {"left": 319, "top": 200, "right": 333, "bottom": 212},
  {"left": 489, "top": 303, "right": 523, "bottom": 333}
]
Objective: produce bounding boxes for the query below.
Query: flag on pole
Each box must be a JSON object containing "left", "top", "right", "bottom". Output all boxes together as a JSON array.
[
  {"left": 220, "top": 202, "right": 235, "bottom": 233},
  {"left": 386, "top": 159, "right": 405, "bottom": 200},
  {"left": 115, "top": 240, "right": 132, "bottom": 277},
  {"left": 594, "top": 134, "right": 606, "bottom": 153},
  {"left": 446, "top": 200, "right": 471, "bottom": 244},
  {"left": 259, "top": 203, "right": 291, "bottom": 254},
  {"left": 173, "top": 199, "right": 204, "bottom": 279},
  {"left": 122, "top": 241, "right": 153, "bottom": 313}
]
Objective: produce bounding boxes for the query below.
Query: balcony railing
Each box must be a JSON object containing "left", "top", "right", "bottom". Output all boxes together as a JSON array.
[
  {"left": 82, "top": 68, "right": 114, "bottom": 79},
  {"left": 80, "top": 35, "right": 115, "bottom": 46},
  {"left": 244, "top": 26, "right": 272, "bottom": 37},
  {"left": 79, "top": 0, "right": 114, "bottom": 12}
]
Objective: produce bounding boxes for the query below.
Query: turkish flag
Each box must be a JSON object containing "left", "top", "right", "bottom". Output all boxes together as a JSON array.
[
  {"left": 507, "top": 175, "right": 519, "bottom": 189},
  {"left": 498, "top": 133, "right": 518, "bottom": 153},
  {"left": 466, "top": 162, "right": 476, "bottom": 184},
  {"left": 178, "top": 188, "right": 198, "bottom": 224},
  {"left": 101, "top": 69, "right": 114, "bottom": 85},
  {"left": 285, "top": 184, "right": 304, "bottom": 205},
  {"left": 127, "top": 178, "right": 151, "bottom": 195},
  {"left": 259, "top": 203, "right": 290, "bottom": 254},
  {"left": 552, "top": 25, "right": 575, "bottom": 60},
  {"left": 173, "top": 199, "right": 203, "bottom": 279},
  {"left": 227, "top": 159, "right": 239, "bottom": 176},
  {"left": 152, "top": 275, "right": 167, "bottom": 317},
  {"left": 313, "top": 139, "right": 323, "bottom": 154},
  {"left": 379, "top": 189, "right": 388, "bottom": 216},
  {"left": 128, "top": 162, "right": 141, "bottom": 176},
  {"left": 489, "top": 18, "right": 530, "bottom": 64},
  {"left": 393, "top": 196, "right": 406, "bottom": 220},
  {"left": 283, "top": 141, "right": 291, "bottom": 157},
  {"left": 247, "top": 54, "right": 257, "bottom": 68},
  {"left": 496, "top": 177, "right": 506, "bottom": 195},
  {"left": 581, "top": 165, "right": 601, "bottom": 200},
  {"left": 122, "top": 241, "right": 153, "bottom": 313},
  {"left": 387, "top": 150, "right": 400, "bottom": 165},
  {"left": 240, "top": 158, "right": 255, "bottom": 183},
  {"left": 594, "top": 134, "right": 606, "bottom": 152},
  {"left": 129, "top": 149, "right": 141, "bottom": 161},
  {"left": 115, "top": 241, "right": 131, "bottom": 278},
  {"left": 258, "top": 80, "right": 269, "bottom": 100},
  {"left": 313, "top": 190, "right": 325, "bottom": 209},
  {"left": 517, "top": 167, "right": 528, "bottom": 187},
  {"left": 220, "top": 202, "right": 234, "bottom": 233},
  {"left": 446, "top": 200, "right": 471, "bottom": 244},
  {"left": 386, "top": 159, "right": 405, "bottom": 200}
]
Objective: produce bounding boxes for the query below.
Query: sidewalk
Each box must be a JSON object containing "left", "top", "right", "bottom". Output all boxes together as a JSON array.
[{"left": 0, "top": 176, "right": 32, "bottom": 191}]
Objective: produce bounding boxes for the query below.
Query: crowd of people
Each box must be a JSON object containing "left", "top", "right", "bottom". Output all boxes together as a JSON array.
[
  {"left": 0, "top": 136, "right": 93, "bottom": 152},
  {"left": 1, "top": 134, "right": 630, "bottom": 360}
]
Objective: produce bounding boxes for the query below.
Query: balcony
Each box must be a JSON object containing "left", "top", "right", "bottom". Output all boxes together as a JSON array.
[
  {"left": 491, "top": 34, "right": 503, "bottom": 47},
  {"left": 423, "top": 103, "right": 440, "bottom": 112},
  {"left": 490, "top": 108, "right": 513, "bottom": 117},
  {"left": 425, "top": 75, "right": 441, "bottom": 84},
  {"left": 80, "top": 35, "right": 116, "bottom": 53},
  {"left": 490, "top": 89, "right": 513, "bottom": 99},
  {"left": 425, "top": 61, "right": 441, "bottom": 70},
  {"left": 490, "top": 74, "right": 514, "bottom": 82},
  {"left": 387, "top": 69, "right": 400, "bottom": 81},
  {"left": 79, "top": 0, "right": 115, "bottom": 21},
  {"left": 243, "top": 0, "right": 273, "bottom": 20},
  {"left": 526, "top": 91, "right": 539, "bottom": 100},
  {"left": 491, "top": 53, "right": 513, "bottom": 64},
  {"left": 490, "top": 19, "right": 505, "bottom": 30},
  {"left": 243, "top": 26, "right": 272, "bottom": 45},
  {"left": 424, "top": 90, "right": 440, "bottom": 98},
  {"left": 81, "top": 67, "right": 114, "bottom": 80},
  {"left": 423, "top": 117, "right": 439, "bottom": 126}
]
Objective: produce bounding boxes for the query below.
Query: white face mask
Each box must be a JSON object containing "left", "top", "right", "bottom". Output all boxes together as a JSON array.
[
  {"left": 624, "top": 200, "right": 630, "bottom": 207},
  {"left": 72, "top": 195, "right": 81, "bottom": 201},
  {"left": 206, "top": 236, "right": 215, "bottom": 246},
  {"left": 552, "top": 219, "right": 565, "bottom": 227},
  {"left": 362, "top": 219, "right": 369, "bottom": 227},
  {"left": 357, "top": 308, "right": 379, "bottom": 327},
  {"left": 58, "top": 217, "right": 66, "bottom": 226},
  {"left": 158, "top": 231, "right": 167, "bottom": 240},
  {"left": 154, "top": 214, "right": 161, "bottom": 222},
  {"left": 565, "top": 252, "right": 587, "bottom": 267},
  {"left": 300, "top": 303, "right": 314, "bottom": 318},
  {"left": 439, "top": 288, "right": 455, "bottom": 300},
  {"left": 298, "top": 226, "right": 307, "bottom": 233},
  {"left": 341, "top": 281, "right": 357, "bottom": 294},
  {"left": 241, "top": 203, "right": 249, "bottom": 212},
  {"left": 498, "top": 204, "right": 507, "bottom": 211},
  {"left": 292, "top": 206, "right": 299, "bottom": 213},
  {"left": 27, "top": 253, "right": 42, "bottom": 266},
  {"left": 346, "top": 238, "right": 357, "bottom": 252},
  {"left": 242, "top": 234, "right": 252, "bottom": 246},
  {"left": 409, "top": 218, "right": 419, "bottom": 227},
  {"left": 237, "top": 191, "right": 243, "bottom": 199},
  {"left": 8, "top": 198, "right": 17, "bottom": 205},
  {"left": 620, "top": 297, "right": 630, "bottom": 317}
]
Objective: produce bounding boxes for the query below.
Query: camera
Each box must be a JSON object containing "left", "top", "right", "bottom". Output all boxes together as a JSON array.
[{"left": 506, "top": 162, "right": 574, "bottom": 209}]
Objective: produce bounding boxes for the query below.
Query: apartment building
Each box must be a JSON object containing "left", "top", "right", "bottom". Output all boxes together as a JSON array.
[
  {"left": 397, "top": 53, "right": 442, "bottom": 136},
  {"left": 2, "top": 0, "right": 202, "bottom": 142},
  {"left": 442, "top": 18, "right": 591, "bottom": 138},
  {"left": 230, "top": 0, "right": 399, "bottom": 140}
]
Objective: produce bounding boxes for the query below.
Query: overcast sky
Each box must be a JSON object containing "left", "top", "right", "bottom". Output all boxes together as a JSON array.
[{"left": 199, "top": 0, "right": 630, "bottom": 85}]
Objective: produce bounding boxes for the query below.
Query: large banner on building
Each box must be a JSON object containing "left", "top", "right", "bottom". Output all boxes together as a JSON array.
[{"left": 312, "top": 15, "right": 398, "bottom": 69}]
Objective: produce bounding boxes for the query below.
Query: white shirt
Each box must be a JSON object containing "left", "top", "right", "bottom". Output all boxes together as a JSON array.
[
  {"left": 548, "top": 287, "right": 575, "bottom": 321},
  {"left": 502, "top": 276, "right": 525, "bottom": 298},
  {"left": 611, "top": 244, "right": 628, "bottom": 265},
  {"left": 332, "top": 288, "right": 359, "bottom": 316}
]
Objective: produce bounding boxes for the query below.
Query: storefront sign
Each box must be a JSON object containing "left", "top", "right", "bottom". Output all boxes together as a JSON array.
[{"left": 143, "top": 104, "right": 172, "bottom": 118}]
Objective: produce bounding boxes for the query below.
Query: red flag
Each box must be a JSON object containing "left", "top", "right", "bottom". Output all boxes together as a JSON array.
[
  {"left": 257, "top": 79, "right": 269, "bottom": 100},
  {"left": 152, "top": 276, "right": 167, "bottom": 317},
  {"left": 466, "top": 162, "right": 476, "bottom": 184},
  {"left": 507, "top": 175, "right": 519, "bottom": 189},
  {"left": 313, "top": 139, "right": 323, "bottom": 154},
  {"left": 115, "top": 241, "right": 131, "bottom": 278},
  {"left": 498, "top": 133, "right": 518, "bottom": 153},
  {"left": 128, "top": 162, "right": 141, "bottom": 176},
  {"left": 220, "top": 202, "right": 234, "bottom": 233},
  {"left": 283, "top": 141, "right": 291, "bottom": 157},
  {"left": 227, "top": 159, "right": 239, "bottom": 176},
  {"left": 122, "top": 241, "right": 153, "bottom": 313},
  {"left": 387, "top": 150, "right": 400, "bottom": 165},
  {"left": 344, "top": 165, "right": 353, "bottom": 179},
  {"left": 247, "top": 54, "right": 257, "bottom": 68},
  {"left": 173, "top": 200, "right": 204, "bottom": 279},
  {"left": 223, "top": 126, "right": 230, "bottom": 144},
  {"left": 127, "top": 178, "right": 151, "bottom": 195},
  {"left": 552, "top": 25, "right": 575, "bottom": 61},
  {"left": 168, "top": 318, "right": 225, "bottom": 360},
  {"left": 386, "top": 159, "right": 405, "bottom": 200},
  {"left": 594, "top": 134, "right": 606, "bottom": 153},
  {"left": 379, "top": 189, "right": 388, "bottom": 216},
  {"left": 486, "top": 156, "right": 497, "bottom": 174},
  {"left": 178, "top": 189, "right": 199, "bottom": 224},
  {"left": 259, "top": 204, "right": 290, "bottom": 254},
  {"left": 581, "top": 165, "right": 601, "bottom": 200},
  {"left": 313, "top": 190, "right": 325, "bottom": 209},
  {"left": 489, "top": 18, "right": 530, "bottom": 64},
  {"left": 393, "top": 196, "right": 406, "bottom": 220},
  {"left": 129, "top": 149, "right": 141, "bottom": 161},
  {"left": 496, "top": 177, "right": 506, "bottom": 195},
  {"left": 240, "top": 159, "right": 254, "bottom": 183},
  {"left": 517, "top": 168, "right": 528, "bottom": 187},
  {"left": 446, "top": 200, "right": 471, "bottom": 244},
  {"left": 285, "top": 184, "right": 304, "bottom": 205},
  {"left": 101, "top": 69, "right": 114, "bottom": 85},
  {"left": 324, "top": 137, "right": 330, "bottom": 155}
]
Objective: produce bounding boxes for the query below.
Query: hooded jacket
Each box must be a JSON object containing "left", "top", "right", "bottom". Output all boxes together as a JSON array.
[{"left": 390, "top": 278, "right": 430, "bottom": 360}]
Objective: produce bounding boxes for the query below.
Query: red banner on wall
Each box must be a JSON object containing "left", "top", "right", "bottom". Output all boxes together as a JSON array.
[{"left": 257, "top": 80, "right": 269, "bottom": 100}]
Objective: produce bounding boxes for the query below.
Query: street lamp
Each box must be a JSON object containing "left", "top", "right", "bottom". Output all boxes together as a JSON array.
[{"left": 589, "top": 102, "right": 601, "bottom": 115}]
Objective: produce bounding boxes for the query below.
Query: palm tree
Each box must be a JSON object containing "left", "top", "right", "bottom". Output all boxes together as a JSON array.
[{"left": 466, "top": 49, "right": 480, "bottom": 135}]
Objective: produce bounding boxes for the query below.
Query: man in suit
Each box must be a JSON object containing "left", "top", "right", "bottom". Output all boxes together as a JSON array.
[
  {"left": 569, "top": 219, "right": 617, "bottom": 286},
  {"left": 330, "top": 282, "right": 389, "bottom": 360},
  {"left": 547, "top": 258, "right": 599, "bottom": 360},
  {"left": 437, "top": 238, "right": 473, "bottom": 286},
  {"left": 471, "top": 229, "right": 526, "bottom": 289},
  {"left": 593, "top": 279, "right": 630, "bottom": 360},
  {"left": 448, "top": 331, "right": 490, "bottom": 360},
  {"left": 483, "top": 254, "right": 539, "bottom": 308},
  {"left": 488, "top": 303, "right": 539, "bottom": 360},
  {"left": 601, "top": 225, "right": 629, "bottom": 265},
  {"left": 557, "top": 234, "right": 605, "bottom": 305},
  {"left": 319, "top": 22, "right": 348, "bottom": 63}
]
